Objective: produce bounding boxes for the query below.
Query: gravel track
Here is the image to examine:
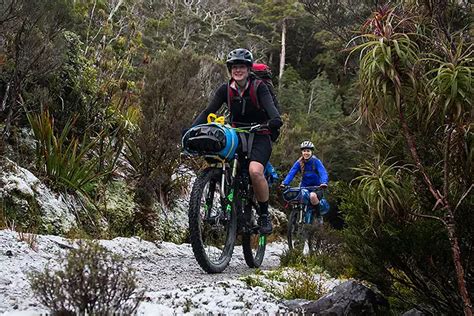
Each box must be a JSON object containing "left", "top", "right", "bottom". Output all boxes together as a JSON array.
[{"left": 0, "top": 229, "right": 286, "bottom": 314}]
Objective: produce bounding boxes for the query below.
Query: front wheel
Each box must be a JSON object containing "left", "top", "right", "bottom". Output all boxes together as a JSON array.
[
  {"left": 188, "top": 167, "right": 237, "bottom": 273},
  {"left": 287, "top": 207, "right": 306, "bottom": 252},
  {"left": 242, "top": 202, "right": 266, "bottom": 268}
]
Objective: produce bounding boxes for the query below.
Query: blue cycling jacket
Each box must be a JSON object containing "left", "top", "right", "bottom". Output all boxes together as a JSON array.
[{"left": 282, "top": 156, "right": 329, "bottom": 187}]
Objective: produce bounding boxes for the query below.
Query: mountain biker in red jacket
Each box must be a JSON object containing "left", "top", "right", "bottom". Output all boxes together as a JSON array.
[{"left": 192, "top": 48, "right": 282, "bottom": 234}]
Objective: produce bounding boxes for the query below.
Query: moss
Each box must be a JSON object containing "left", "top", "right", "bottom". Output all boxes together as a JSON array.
[
  {"left": 1, "top": 193, "right": 43, "bottom": 232},
  {"left": 266, "top": 269, "right": 287, "bottom": 282},
  {"left": 157, "top": 218, "right": 189, "bottom": 244},
  {"left": 242, "top": 275, "right": 266, "bottom": 288},
  {"left": 100, "top": 181, "right": 137, "bottom": 238}
]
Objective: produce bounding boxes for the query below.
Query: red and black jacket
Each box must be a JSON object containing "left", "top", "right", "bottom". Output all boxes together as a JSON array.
[{"left": 192, "top": 77, "right": 282, "bottom": 130}]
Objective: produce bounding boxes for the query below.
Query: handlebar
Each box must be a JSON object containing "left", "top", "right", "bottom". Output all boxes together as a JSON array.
[
  {"left": 233, "top": 124, "right": 269, "bottom": 133},
  {"left": 281, "top": 185, "right": 326, "bottom": 192}
]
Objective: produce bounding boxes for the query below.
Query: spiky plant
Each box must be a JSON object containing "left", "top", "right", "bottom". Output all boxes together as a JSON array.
[
  {"left": 349, "top": 6, "right": 472, "bottom": 314},
  {"left": 27, "top": 109, "right": 103, "bottom": 194},
  {"left": 353, "top": 157, "right": 410, "bottom": 222}
]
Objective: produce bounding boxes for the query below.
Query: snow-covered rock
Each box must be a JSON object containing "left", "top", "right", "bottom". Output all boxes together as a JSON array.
[
  {"left": 284, "top": 280, "right": 389, "bottom": 315},
  {"left": 0, "top": 158, "right": 77, "bottom": 233}
]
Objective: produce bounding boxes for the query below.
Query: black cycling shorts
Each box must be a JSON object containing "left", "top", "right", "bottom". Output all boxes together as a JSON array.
[{"left": 239, "top": 134, "right": 272, "bottom": 166}]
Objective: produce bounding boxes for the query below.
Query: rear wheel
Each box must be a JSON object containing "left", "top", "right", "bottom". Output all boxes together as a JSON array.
[
  {"left": 308, "top": 218, "right": 325, "bottom": 254},
  {"left": 188, "top": 167, "right": 237, "bottom": 273},
  {"left": 242, "top": 202, "right": 266, "bottom": 268},
  {"left": 287, "top": 207, "right": 306, "bottom": 252}
]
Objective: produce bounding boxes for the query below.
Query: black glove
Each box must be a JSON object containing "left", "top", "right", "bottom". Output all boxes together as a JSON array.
[
  {"left": 270, "top": 128, "right": 280, "bottom": 142},
  {"left": 268, "top": 118, "right": 283, "bottom": 129},
  {"left": 268, "top": 118, "right": 282, "bottom": 142}
]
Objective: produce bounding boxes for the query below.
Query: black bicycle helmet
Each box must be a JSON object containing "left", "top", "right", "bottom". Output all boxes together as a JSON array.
[
  {"left": 300, "top": 140, "right": 314, "bottom": 151},
  {"left": 226, "top": 48, "right": 253, "bottom": 70}
]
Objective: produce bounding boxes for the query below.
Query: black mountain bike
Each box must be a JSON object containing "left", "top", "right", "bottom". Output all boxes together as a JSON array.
[
  {"left": 283, "top": 186, "right": 325, "bottom": 254},
  {"left": 188, "top": 125, "right": 268, "bottom": 273}
]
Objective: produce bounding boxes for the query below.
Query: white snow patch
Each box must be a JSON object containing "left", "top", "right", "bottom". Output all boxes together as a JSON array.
[{"left": 138, "top": 280, "right": 286, "bottom": 315}]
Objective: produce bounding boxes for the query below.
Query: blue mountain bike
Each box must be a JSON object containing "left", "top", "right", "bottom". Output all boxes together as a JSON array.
[{"left": 282, "top": 186, "right": 330, "bottom": 253}]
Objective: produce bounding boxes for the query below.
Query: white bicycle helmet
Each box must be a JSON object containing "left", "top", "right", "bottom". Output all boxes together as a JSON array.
[{"left": 300, "top": 140, "right": 314, "bottom": 151}]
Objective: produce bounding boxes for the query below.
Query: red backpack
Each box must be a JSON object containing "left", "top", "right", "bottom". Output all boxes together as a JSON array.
[{"left": 227, "top": 63, "right": 280, "bottom": 112}]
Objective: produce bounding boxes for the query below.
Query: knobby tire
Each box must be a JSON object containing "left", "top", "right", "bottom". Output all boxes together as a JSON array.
[{"left": 188, "top": 167, "right": 237, "bottom": 273}]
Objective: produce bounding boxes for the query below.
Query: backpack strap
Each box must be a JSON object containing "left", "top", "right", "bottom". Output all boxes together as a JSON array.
[
  {"left": 227, "top": 82, "right": 236, "bottom": 113},
  {"left": 249, "top": 79, "right": 262, "bottom": 109},
  {"left": 238, "top": 132, "right": 254, "bottom": 160}
]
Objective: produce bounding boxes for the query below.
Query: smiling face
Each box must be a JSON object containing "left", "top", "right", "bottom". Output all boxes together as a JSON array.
[
  {"left": 301, "top": 149, "right": 312, "bottom": 160},
  {"left": 231, "top": 64, "right": 250, "bottom": 82}
]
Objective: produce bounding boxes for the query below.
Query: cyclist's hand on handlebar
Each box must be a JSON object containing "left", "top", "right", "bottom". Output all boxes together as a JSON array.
[{"left": 268, "top": 118, "right": 283, "bottom": 129}]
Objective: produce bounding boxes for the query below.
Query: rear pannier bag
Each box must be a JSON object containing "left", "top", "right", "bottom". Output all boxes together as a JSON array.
[{"left": 182, "top": 123, "right": 238, "bottom": 160}]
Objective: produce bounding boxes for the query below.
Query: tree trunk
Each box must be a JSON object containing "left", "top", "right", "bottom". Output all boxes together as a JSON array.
[
  {"left": 278, "top": 18, "right": 287, "bottom": 89},
  {"left": 398, "top": 109, "right": 472, "bottom": 315},
  {"left": 308, "top": 86, "right": 314, "bottom": 114},
  {"left": 446, "top": 213, "right": 473, "bottom": 316}
]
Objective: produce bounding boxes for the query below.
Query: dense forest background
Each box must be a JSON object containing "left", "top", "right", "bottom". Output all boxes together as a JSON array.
[{"left": 0, "top": 0, "right": 472, "bottom": 314}]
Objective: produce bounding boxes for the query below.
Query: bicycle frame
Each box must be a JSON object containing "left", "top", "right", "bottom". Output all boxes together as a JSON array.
[
  {"left": 284, "top": 185, "right": 323, "bottom": 225},
  {"left": 204, "top": 149, "right": 258, "bottom": 229}
]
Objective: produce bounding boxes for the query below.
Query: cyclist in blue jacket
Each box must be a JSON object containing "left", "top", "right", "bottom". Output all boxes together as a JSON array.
[{"left": 281, "top": 141, "right": 328, "bottom": 219}]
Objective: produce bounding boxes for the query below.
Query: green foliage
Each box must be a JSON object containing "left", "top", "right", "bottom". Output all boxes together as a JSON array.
[
  {"left": 424, "top": 38, "right": 473, "bottom": 124},
  {"left": 348, "top": 6, "right": 420, "bottom": 123},
  {"left": 282, "top": 267, "right": 326, "bottom": 301},
  {"left": 341, "top": 4, "right": 473, "bottom": 313},
  {"left": 242, "top": 275, "right": 266, "bottom": 288},
  {"left": 26, "top": 110, "right": 102, "bottom": 194},
  {"left": 339, "top": 182, "right": 471, "bottom": 314},
  {"left": 280, "top": 226, "right": 353, "bottom": 279},
  {"left": 29, "top": 240, "right": 144, "bottom": 315},
  {"left": 273, "top": 69, "right": 367, "bottom": 182},
  {"left": 353, "top": 157, "right": 411, "bottom": 221},
  {"left": 1, "top": 195, "right": 42, "bottom": 233}
]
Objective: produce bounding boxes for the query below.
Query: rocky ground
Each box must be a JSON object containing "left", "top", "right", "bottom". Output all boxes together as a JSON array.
[{"left": 0, "top": 229, "right": 334, "bottom": 315}]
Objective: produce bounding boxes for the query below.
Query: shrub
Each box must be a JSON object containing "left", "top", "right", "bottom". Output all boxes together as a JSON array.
[
  {"left": 283, "top": 268, "right": 327, "bottom": 301},
  {"left": 280, "top": 225, "right": 352, "bottom": 278},
  {"left": 29, "top": 240, "right": 144, "bottom": 315}
]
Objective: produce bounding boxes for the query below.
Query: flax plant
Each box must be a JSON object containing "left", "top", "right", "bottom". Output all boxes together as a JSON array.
[{"left": 27, "top": 110, "right": 102, "bottom": 195}]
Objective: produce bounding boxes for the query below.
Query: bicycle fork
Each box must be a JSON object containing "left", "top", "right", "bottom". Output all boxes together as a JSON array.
[{"left": 220, "top": 159, "right": 239, "bottom": 217}]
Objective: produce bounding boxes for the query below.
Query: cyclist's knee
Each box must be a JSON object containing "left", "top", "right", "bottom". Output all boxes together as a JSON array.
[
  {"left": 249, "top": 162, "right": 264, "bottom": 180},
  {"left": 310, "top": 192, "right": 320, "bottom": 205}
]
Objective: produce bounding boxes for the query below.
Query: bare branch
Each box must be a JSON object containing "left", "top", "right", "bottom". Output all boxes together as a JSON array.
[{"left": 454, "top": 184, "right": 473, "bottom": 212}]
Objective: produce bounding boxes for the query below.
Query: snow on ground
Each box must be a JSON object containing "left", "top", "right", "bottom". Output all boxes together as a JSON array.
[
  {"left": 0, "top": 229, "right": 344, "bottom": 315},
  {"left": 0, "top": 229, "right": 291, "bottom": 315}
]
